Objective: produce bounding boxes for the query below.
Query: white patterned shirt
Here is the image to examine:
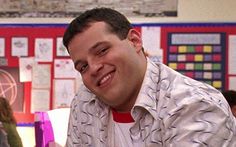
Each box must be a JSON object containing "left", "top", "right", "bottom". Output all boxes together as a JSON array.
[
  {"left": 111, "top": 109, "right": 144, "bottom": 147},
  {"left": 66, "top": 59, "right": 236, "bottom": 147}
]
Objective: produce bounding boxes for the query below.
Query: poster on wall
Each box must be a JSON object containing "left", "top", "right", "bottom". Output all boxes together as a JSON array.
[
  {"left": 11, "top": 37, "right": 28, "bottom": 57},
  {"left": 32, "top": 64, "right": 51, "bottom": 89},
  {"left": 54, "top": 59, "right": 77, "bottom": 78},
  {"left": 228, "top": 35, "right": 236, "bottom": 74},
  {"left": 167, "top": 33, "right": 225, "bottom": 91},
  {"left": 0, "top": 68, "right": 24, "bottom": 112},
  {"left": 35, "top": 38, "right": 53, "bottom": 62},
  {"left": 56, "top": 37, "right": 69, "bottom": 57},
  {"left": 0, "top": 38, "right": 5, "bottom": 57},
  {"left": 19, "top": 57, "right": 35, "bottom": 82},
  {"left": 141, "top": 26, "right": 163, "bottom": 62},
  {"left": 0, "top": 58, "right": 8, "bottom": 66},
  {"left": 229, "top": 77, "right": 236, "bottom": 91},
  {"left": 31, "top": 89, "right": 50, "bottom": 113},
  {"left": 53, "top": 79, "right": 75, "bottom": 108}
]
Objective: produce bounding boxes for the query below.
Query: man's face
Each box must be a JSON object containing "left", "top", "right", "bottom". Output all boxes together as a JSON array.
[{"left": 68, "top": 22, "right": 146, "bottom": 112}]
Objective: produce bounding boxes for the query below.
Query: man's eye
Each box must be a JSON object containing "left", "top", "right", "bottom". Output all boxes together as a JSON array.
[
  {"left": 79, "top": 64, "right": 88, "bottom": 73},
  {"left": 98, "top": 48, "right": 108, "bottom": 55}
]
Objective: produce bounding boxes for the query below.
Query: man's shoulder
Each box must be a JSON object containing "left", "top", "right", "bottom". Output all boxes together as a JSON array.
[{"left": 154, "top": 61, "right": 226, "bottom": 110}]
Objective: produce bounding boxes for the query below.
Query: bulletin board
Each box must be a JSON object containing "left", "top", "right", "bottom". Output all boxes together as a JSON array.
[
  {"left": 159, "top": 24, "right": 236, "bottom": 91},
  {"left": 0, "top": 23, "right": 236, "bottom": 124},
  {"left": 0, "top": 25, "right": 68, "bottom": 124}
]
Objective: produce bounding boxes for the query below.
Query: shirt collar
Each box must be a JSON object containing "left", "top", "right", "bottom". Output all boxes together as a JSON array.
[{"left": 132, "top": 58, "right": 160, "bottom": 120}]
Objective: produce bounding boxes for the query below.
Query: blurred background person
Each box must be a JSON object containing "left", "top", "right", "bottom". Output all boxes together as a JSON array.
[
  {"left": 0, "top": 97, "right": 23, "bottom": 147},
  {"left": 0, "top": 121, "right": 10, "bottom": 147},
  {"left": 222, "top": 90, "right": 236, "bottom": 117}
]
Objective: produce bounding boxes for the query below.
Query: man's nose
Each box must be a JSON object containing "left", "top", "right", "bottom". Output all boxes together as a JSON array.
[{"left": 90, "top": 62, "right": 103, "bottom": 76}]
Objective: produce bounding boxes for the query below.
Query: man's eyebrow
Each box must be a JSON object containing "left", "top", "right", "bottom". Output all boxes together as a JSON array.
[
  {"left": 89, "top": 41, "right": 108, "bottom": 52},
  {"left": 73, "top": 41, "right": 109, "bottom": 68}
]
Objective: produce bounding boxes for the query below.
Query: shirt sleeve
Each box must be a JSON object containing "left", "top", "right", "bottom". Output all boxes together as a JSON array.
[{"left": 162, "top": 99, "right": 236, "bottom": 147}]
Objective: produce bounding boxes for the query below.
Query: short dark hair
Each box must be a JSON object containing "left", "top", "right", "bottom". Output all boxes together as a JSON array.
[
  {"left": 63, "top": 7, "right": 132, "bottom": 49},
  {"left": 222, "top": 90, "right": 236, "bottom": 108}
]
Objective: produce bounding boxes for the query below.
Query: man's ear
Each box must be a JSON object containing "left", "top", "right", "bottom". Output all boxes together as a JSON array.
[{"left": 127, "top": 29, "right": 143, "bottom": 52}]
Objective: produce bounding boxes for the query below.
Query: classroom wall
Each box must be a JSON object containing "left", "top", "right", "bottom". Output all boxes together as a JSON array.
[
  {"left": 130, "top": 0, "right": 236, "bottom": 23},
  {"left": 0, "top": 0, "right": 235, "bottom": 24},
  {"left": 177, "top": 0, "right": 236, "bottom": 22},
  {"left": 1, "top": 1, "right": 235, "bottom": 147}
]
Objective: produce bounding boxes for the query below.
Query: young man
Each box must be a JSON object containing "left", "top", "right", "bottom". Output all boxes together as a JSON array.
[{"left": 63, "top": 7, "right": 236, "bottom": 147}]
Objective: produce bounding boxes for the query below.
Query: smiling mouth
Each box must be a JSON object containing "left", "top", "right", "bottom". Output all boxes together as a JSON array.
[{"left": 98, "top": 72, "right": 114, "bottom": 87}]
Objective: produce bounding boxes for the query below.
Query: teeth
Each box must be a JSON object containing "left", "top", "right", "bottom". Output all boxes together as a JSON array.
[{"left": 100, "top": 74, "right": 111, "bottom": 85}]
